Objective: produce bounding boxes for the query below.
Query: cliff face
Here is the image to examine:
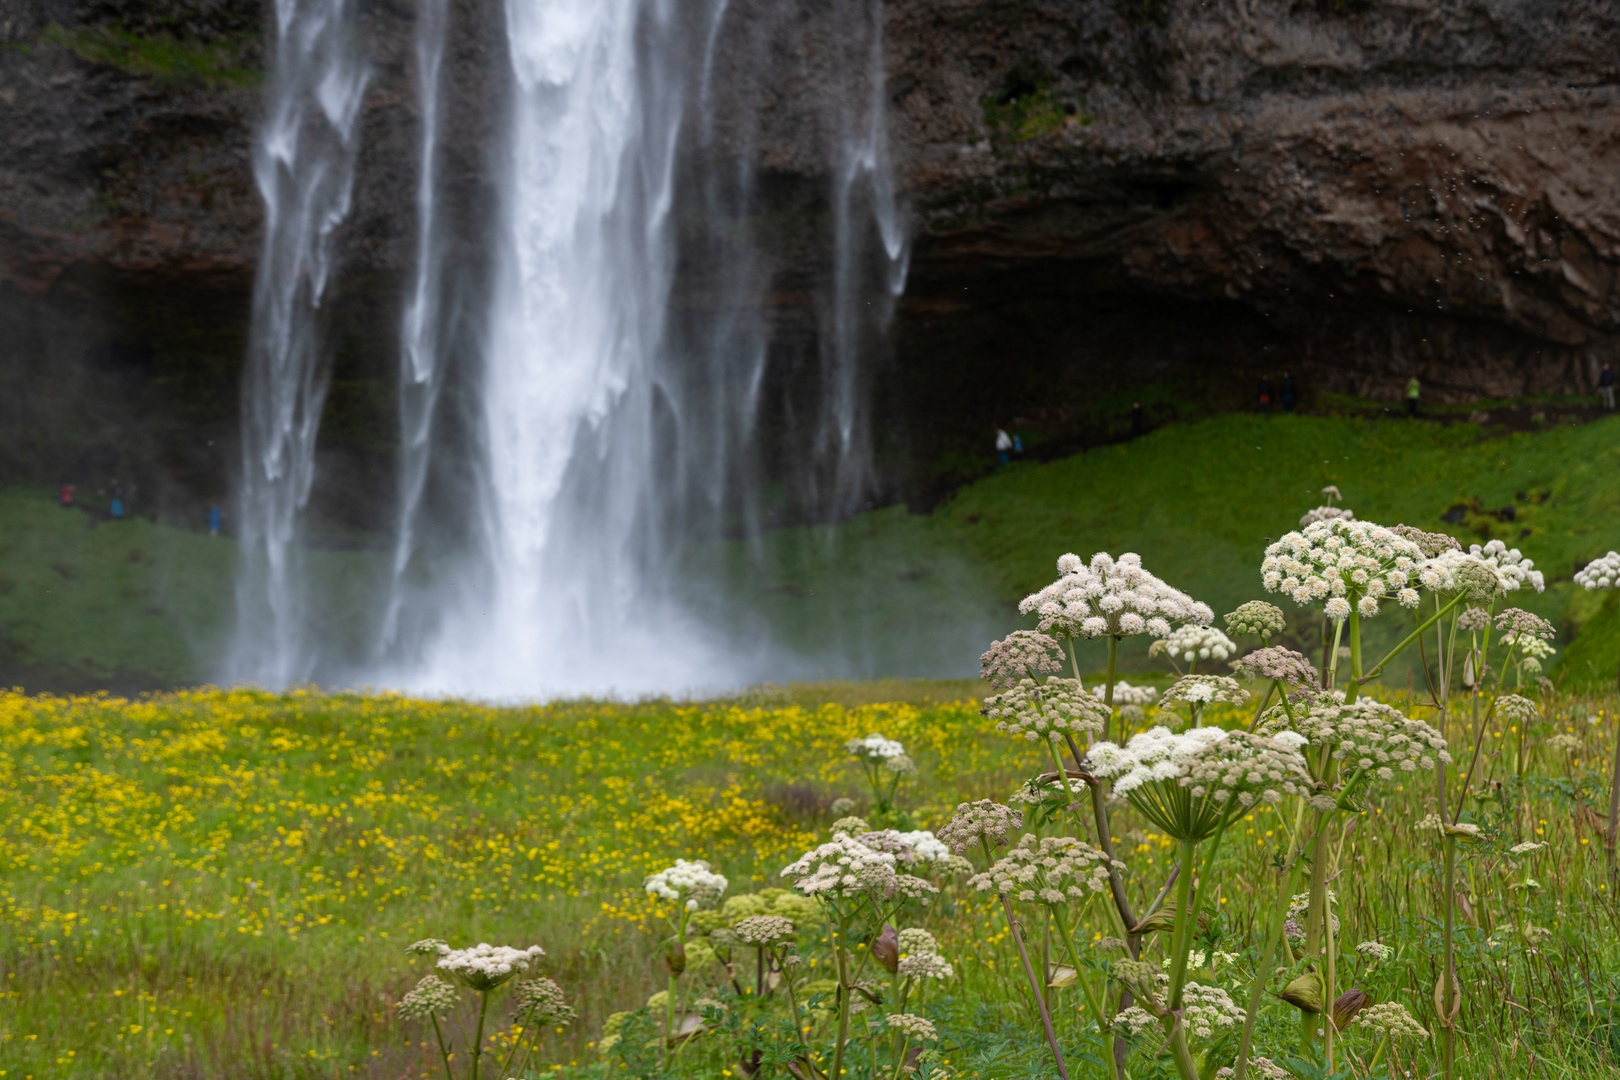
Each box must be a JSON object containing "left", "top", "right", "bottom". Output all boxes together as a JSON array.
[{"left": 2, "top": 0, "right": 1618, "bottom": 513}]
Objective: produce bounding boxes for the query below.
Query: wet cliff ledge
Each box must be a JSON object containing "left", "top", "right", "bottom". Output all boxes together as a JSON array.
[{"left": 1, "top": 0, "right": 1617, "bottom": 513}]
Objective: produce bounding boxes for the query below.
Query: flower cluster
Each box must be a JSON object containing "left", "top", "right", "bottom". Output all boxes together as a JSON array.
[
  {"left": 1085, "top": 727, "right": 1310, "bottom": 840},
  {"left": 1416, "top": 550, "right": 1510, "bottom": 603},
  {"left": 733, "top": 915, "right": 796, "bottom": 945},
  {"left": 1182, "top": 983, "right": 1243, "bottom": 1038},
  {"left": 847, "top": 734, "right": 915, "bottom": 775},
  {"left": 1546, "top": 732, "right": 1581, "bottom": 754},
  {"left": 1390, "top": 525, "right": 1461, "bottom": 558},
  {"left": 938, "top": 800, "right": 1023, "bottom": 854},
  {"left": 1261, "top": 698, "right": 1449, "bottom": 782},
  {"left": 967, "top": 834, "right": 1120, "bottom": 903},
  {"left": 779, "top": 834, "right": 939, "bottom": 902},
  {"left": 397, "top": 975, "right": 458, "bottom": 1020},
  {"left": 1509, "top": 840, "right": 1546, "bottom": 857},
  {"left": 983, "top": 678, "right": 1107, "bottom": 743},
  {"left": 897, "top": 929, "right": 954, "bottom": 980},
  {"left": 886, "top": 1013, "right": 938, "bottom": 1040},
  {"left": 1355, "top": 1002, "right": 1429, "bottom": 1040},
  {"left": 1416, "top": 814, "right": 1482, "bottom": 839},
  {"left": 1470, "top": 539, "right": 1545, "bottom": 593},
  {"left": 1020, "top": 552, "right": 1213, "bottom": 639},
  {"left": 1576, "top": 551, "right": 1620, "bottom": 590},
  {"left": 980, "top": 631, "right": 1065, "bottom": 688},
  {"left": 1355, "top": 940, "right": 1393, "bottom": 962},
  {"left": 850, "top": 829, "right": 954, "bottom": 866},
  {"left": 1232, "top": 647, "right": 1319, "bottom": 688},
  {"left": 1163, "top": 675, "right": 1250, "bottom": 708},
  {"left": 1216, "top": 1058, "right": 1290, "bottom": 1080},
  {"left": 515, "top": 977, "right": 577, "bottom": 1026},
  {"left": 1300, "top": 504, "right": 1355, "bottom": 526},
  {"left": 435, "top": 943, "right": 545, "bottom": 991},
  {"left": 1262, "top": 519, "right": 1426, "bottom": 619},
  {"left": 1495, "top": 694, "right": 1539, "bottom": 725},
  {"left": 1113, "top": 1006, "right": 1162, "bottom": 1036},
  {"left": 1224, "top": 600, "right": 1287, "bottom": 640},
  {"left": 1496, "top": 607, "right": 1555, "bottom": 640},
  {"left": 1092, "top": 680, "right": 1159, "bottom": 706},
  {"left": 1157, "top": 625, "right": 1237, "bottom": 665},
  {"left": 645, "top": 859, "right": 729, "bottom": 911},
  {"left": 1455, "top": 606, "right": 1491, "bottom": 634}
]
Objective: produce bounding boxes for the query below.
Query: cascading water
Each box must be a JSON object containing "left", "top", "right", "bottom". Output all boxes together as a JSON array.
[
  {"left": 237, "top": 0, "right": 914, "bottom": 694},
  {"left": 232, "top": 0, "right": 369, "bottom": 685}
]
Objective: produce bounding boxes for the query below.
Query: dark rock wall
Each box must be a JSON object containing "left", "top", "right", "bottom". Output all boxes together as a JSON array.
[{"left": 2, "top": 0, "right": 1617, "bottom": 520}]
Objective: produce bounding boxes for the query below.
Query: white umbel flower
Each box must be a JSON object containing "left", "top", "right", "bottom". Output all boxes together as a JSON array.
[
  {"left": 1084, "top": 727, "right": 1310, "bottom": 840},
  {"left": 1355, "top": 1002, "right": 1429, "bottom": 1040},
  {"left": 984, "top": 678, "right": 1107, "bottom": 743},
  {"left": 1260, "top": 698, "right": 1449, "bottom": 782},
  {"left": 1020, "top": 552, "right": 1213, "bottom": 639},
  {"left": 1262, "top": 519, "right": 1426, "bottom": 619},
  {"left": 780, "top": 834, "right": 939, "bottom": 901},
  {"left": 1468, "top": 539, "right": 1545, "bottom": 593},
  {"left": 645, "top": 859, "right": 729, "bottom": 911},
  {"left": 1092, "top": 679, "right": 1159, "bottom": 706},
  {"left": 1576, "top": 551, "right": 1620, "bottom": 591},
  {"left": 435, "top": 943, "right": 545, "bottom": 991},
  {"left": 967, "top": 834, "right": 1121, "bottom": 903},
  {"left": 1159, "top": 625, "right": 1237, "bottom": 665},
  {"left": 847, "top": 734, "right": 907, "bottom": 761}
]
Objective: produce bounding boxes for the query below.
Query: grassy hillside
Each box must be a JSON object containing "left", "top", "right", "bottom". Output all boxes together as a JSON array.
[
  {"left": 726, "top": 412, "right": 1620, "bottom": 685},
  {"left": 8, "top": 411, "right": 1620, "bottom": 689}
]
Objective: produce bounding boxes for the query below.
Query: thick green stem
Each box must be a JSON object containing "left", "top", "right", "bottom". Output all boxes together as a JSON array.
[
  {"left": 469, "top": 989, "right": 491, "bottom": 1080},
  {"left": 1359, "top": 593, "right": 1467, "bottom": 685},
  {"left": 1344, "top": 610, "right": 1363, "bottom": 704},
  {"left": 1105, "top": 635, "right": 1119, "bottom": 741},
  {"left": 429, "top": 1013, "right": 455, "bottom": 1080},
  {"left": 1167, "top": 1024, "right": 1200, "bottom": 1080},
  {"left": 1233, "top": 817, "right": 1316, "bottom": 1080},
  {"left": 1004, "top": 893, "right": 1070, "bottom": 1079},
  {"left": 1608, "top": 677, "right": 1620, "bottom": 871},
  {"left": 1326, "top": 618, "right": 1345, "bottom": 688},
  {"left": 1442, "top": 836, "right": 1457, "bottom": 1080},
  {"left": 1166, "top": 838, "right": 1201, "bottom": 1011},
  {"left": 1050, "top": 905, "right": 1109, "bottom": 1030},
  {"left": 831, "top": 924, "right": 853, "bottom": 1080},
  {"left": 1247, "top": 681, "right": 1278, "bottom": 733}
]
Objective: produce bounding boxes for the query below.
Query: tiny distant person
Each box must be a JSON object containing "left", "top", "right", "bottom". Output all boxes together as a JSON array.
[
  {"left": 995, "top": 428, "right": 1012, "bottom": 465},
  {"left": 1012, "top": 433, "right": 1023, "bottom": 456},
  {"left": 1281, "top": 371, "right": 1297, "bottom": 412},
  {"left": 1258, "top": 375, "right": 1273, "bottom": 414},
  {"left": 110, "top": 497, "right": 124, "bottom": 520},
  {"left": 1406, "top": 375, "right": 1421, "bottom": 417},
  {"left": 1130, "top": 401, "right": 1144, "bottom": 437},
  {"left": 59, "top": 484, "right": 75, "bottom": 508},
  {"left": 1601, "top": 362, "right": 1616, "bottom": 410},
  {"left": 208, "top": 504, "right": 222, "bottom": 537}
]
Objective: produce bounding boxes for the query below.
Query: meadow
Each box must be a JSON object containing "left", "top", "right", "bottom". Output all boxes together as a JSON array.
[{"left": 3, "top": 669, "right": 1619, "bottom": 1079}]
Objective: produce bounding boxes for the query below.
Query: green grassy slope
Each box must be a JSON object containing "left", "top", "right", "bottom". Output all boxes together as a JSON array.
[
  {"left": 8, "top": 412, "right": 1620, "bottom": 689},
  {"left": 0, "top": 485, "right": 232, "bottom": 687},
  {"left": 725, "top": 412, "right": 1620, "bottom": 684}
]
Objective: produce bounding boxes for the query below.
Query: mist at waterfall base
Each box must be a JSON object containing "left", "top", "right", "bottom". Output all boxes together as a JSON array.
[{"left": 229, "top": 0, "right": 994, "bottom": 698}]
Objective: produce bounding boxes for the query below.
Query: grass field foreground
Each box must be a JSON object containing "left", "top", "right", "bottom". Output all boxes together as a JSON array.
[{"left": 4, "top": 683, "right": 1620, "bottom": 1079}]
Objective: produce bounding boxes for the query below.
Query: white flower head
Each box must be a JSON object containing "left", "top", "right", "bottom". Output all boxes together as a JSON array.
[
  {"left": 1157, "top": 625, "right": 1238, "bottom": 665},
  {"left": 984, "top": 678, "right": 1107, "bottom": 742},
  {"left": 847, "top": 733, "right": 906, "bottom": 762},
  {"left": 1084, "top": 727, "right": 1310, "bottom": 840},
  {"left": 967, "top": 833, "right": 1120, "bottom": 903},
  {"left": 1092, "top": 679, "right": 1159, "bottom": 706},
  {"left": 780, "top": 833, "right": 940, "bottom": 902},
  {"left": 1020, "top": 551, "right": 1212, "bottom": 639},
  {"left": 1469, "top": 539, "right": 1545, "bottom": 593},
  {"left": 645, "top": 859, "right": 729, "bottom": 911},
  {"left": 1576, "top": 551, "right": 1620, "bottom": 591},
  {"left": 1260, "top": 698, "right": 1449, "bottom": 783},
  {"left": 1263, "top": 518, "right": 1427, "bottom": 618},
  {"left": 435, "top": 943, "right": 545, "bottom": 991}
]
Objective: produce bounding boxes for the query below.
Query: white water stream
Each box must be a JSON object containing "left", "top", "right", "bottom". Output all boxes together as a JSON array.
[
  {"left": 232, "top": 0, "right": 368, "bottom": 685},
  {"left": 235, "top": 0, "right": 909, "bottom": 695}
]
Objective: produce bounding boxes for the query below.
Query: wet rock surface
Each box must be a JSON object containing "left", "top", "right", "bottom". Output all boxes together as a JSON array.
[{"left": 1, "top": 0, "right": 1617, "bottom": 513}]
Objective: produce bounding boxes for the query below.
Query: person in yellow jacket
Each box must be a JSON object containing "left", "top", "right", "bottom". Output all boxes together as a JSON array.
[{"left": 1406, "top": 376, "right": 1420, "bottom": 417}]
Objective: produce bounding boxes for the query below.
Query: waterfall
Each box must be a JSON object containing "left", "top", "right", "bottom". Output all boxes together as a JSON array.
[
  {"left": 232, "top": 0, "right": 369, "bottom": 685},
  {"left": 237, "top": 0, "right": 912, "bottom": 694},
  {"left": 380, "top": 0, "right": 450, "bottom": 654}
]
